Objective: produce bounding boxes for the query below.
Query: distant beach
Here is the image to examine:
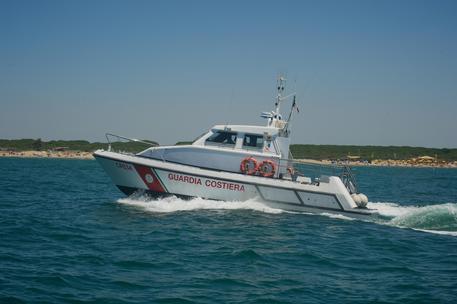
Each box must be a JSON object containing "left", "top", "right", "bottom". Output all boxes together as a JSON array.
[
  {"left": 2, "top": 150, "right": 457, "bottom": 168},
  {"left": 0, "top": 150, "right": 94, "bottom": 160},
  {"left": 2, "top": 139, "right": 457, "bottom": 168},
  {"left": 296, "top": 158, "right": 457, "bottom": 169}
]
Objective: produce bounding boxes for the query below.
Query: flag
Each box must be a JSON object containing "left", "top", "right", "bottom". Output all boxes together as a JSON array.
[{"left": 292, "top": 98, "right": 299, "bottom": 113}]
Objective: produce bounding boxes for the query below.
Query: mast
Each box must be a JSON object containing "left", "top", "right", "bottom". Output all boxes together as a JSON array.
[
  {"left": 261, "top": 75, "right": 296, "bottom": 128},
  {"left": 275, "top": 76, "right": 286, "bottom": 118}
]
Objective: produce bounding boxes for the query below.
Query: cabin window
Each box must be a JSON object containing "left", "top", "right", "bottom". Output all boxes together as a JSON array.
[
  {"left": 205, "top": 131, "right": 237, "bottom": 147},
  {"left": 243, "top": 134, "right": 264, "bottom": 151}
]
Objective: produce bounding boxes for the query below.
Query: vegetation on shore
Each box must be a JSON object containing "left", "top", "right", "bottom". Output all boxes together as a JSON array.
[
  {"left": 0, "top": 139, "right": 157, "bottom": 154},
  {"left": 290, "top": 144, "right": 457, "bottom": 161},
  {"left": 2, "top": 139, "right": 457, "bottom": 161}
]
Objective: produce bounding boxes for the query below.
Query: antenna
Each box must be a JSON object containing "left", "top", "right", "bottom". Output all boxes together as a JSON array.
[
  {"left": 275, "top": 76, "right": 286, "bottom": 117},
  {"left": 261, "top": 75, "right": 296, "bottom": 128}
]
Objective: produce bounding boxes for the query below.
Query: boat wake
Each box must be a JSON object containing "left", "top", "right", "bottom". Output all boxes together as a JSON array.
[
  {"left": 368, "top": 202, "right": 457, "bottom": 236},
  {"left": 318, "top": 202, "right": 457, "bottom": 236},
  {"left": 117, "top": 195, "right": 457, "bottom": 236},
  {"left": 117, "top": 195, "right": 284, "bottom": 214}
]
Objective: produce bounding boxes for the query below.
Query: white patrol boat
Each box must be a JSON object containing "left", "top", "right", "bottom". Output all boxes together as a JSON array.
[{"left": 94, "top": 77, "right": 374, "bottom": 217}]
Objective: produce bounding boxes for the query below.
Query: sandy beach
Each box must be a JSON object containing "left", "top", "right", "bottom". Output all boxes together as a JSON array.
[
  {"left": 295, "top": 158, "right": 457, "bottom": 169},
  {"left": 1, "top": 151, "right": 456, "bottom": 168},
  {"left": 0, "top": 150, "right": 94, "bottom": 160}
]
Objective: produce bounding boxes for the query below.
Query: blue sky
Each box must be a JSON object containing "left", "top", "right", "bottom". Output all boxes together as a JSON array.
[{"left": 1, "top": 0, "right": 456, "bottom": 147}]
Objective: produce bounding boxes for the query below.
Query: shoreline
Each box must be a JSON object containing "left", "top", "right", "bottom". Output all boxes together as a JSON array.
[
  {"left": 0, "top": 150, "right": 94, "bottom": 160},
  {"left": 2, "top": 151, "right": 457, "bottom": 169},
  {"left": 295, "top": 158, "right": 457, "bottom": 169}
]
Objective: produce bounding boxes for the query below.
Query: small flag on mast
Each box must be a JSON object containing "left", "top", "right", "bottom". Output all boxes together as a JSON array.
[{"left": 292, "top": 97, "right": 299, "bottom": 113}]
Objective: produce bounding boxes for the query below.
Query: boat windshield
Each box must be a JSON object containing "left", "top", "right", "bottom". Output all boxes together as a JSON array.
[{"left": 205, "top": 131, "right": 237, "bottom": 147}]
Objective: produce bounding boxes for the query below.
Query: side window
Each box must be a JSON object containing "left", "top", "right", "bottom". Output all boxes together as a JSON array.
[
  {"left": 243, "top": 134, "right": 264, "bottom": 151},
  {"left": 205, "top": 131, "right": 237, "bottom": 147}
]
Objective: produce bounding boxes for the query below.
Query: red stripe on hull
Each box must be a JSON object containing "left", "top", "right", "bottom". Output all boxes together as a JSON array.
[{"left": 133, "top": 165, "right": 166, "bottom": 193}]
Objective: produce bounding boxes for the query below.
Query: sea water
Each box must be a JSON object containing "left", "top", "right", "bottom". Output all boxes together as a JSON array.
[{"left": 0, "top": 158, "right": 456, "bottom": 303}]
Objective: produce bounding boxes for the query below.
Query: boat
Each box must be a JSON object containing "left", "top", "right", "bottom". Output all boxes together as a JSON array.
[{"left": 94, "top": 77, "right": 374, "bottom": 217}]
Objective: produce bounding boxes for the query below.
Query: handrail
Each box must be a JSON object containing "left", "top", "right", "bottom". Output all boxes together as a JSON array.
[
  {"left": 273, "top": 156, "right": 359, "bottom": 193},
  {"left": 276, "top": 157, "right": 344, "bottom": 169},
  {"left": 340, "top": 165, "right": 359, "bottom": 194},
  {"left": 105, "top": 133, "right": 158, "bottom": 152}
]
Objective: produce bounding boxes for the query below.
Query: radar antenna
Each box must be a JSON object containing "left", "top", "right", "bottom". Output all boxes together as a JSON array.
[{"left": 260, "top": 75, "right": 297, "bottom": 129}]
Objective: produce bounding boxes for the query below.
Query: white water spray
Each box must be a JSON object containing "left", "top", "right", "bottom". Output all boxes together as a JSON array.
[
  {"left": 369, "top": 202, "right": 457, "bottom": 236},
  {"left": 118, "top": 195, "right": 284, "bottom": 214},
  {"left": 117, "top": 195, "right": 457, "bottom": 236}
]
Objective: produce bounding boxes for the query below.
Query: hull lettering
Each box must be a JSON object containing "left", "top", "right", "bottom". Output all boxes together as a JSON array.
[{"left": 168, "top": 173, "right": 245, "bottom": 192}]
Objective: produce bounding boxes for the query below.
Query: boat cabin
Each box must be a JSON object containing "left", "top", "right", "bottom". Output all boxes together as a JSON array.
[{"left": 138, "top": 124, "right": 291, "bottom": 178}]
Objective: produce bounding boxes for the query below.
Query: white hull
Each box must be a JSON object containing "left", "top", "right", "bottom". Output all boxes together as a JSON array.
[{"left": 94, "top": 150, "right": 373, "bottom": 217}]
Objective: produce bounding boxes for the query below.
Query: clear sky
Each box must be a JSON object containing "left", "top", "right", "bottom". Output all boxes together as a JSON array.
[{"left": 1, "top": 0, "right": 456, "bottom": 147}]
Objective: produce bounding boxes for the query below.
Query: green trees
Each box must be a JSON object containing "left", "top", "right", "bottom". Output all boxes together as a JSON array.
[
  {"left": 0, "top": 139, "right": 157, "bottom": 154},
  {"left": 290, "top": 145, "right": 457, "bottom": 161},
  {"left": 32, "top": 138, "right": 42, "bottom": 151},
  {"left": 1, "top": 138, "right": 456, "bottom": 161}
]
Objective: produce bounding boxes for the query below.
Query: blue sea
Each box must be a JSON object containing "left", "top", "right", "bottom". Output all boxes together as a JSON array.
[{"left": 1, "top": 158, "right": 457, "bottom": 303}]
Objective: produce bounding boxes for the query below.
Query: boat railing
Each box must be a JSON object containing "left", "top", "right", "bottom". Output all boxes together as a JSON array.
[
  {"left": 276, "top": 158, "right": 359, "bottom": 193},
  {"left": 105, "top": 133, "right": 158, "bottom": 154}
]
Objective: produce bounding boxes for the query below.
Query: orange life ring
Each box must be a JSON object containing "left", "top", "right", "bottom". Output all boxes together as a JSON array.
[
  {"left": 258, "top": 160, "right": 276, "bottom": 178},
  {"left": 240, "top": 157, "right": 258, "bottom": 175}
]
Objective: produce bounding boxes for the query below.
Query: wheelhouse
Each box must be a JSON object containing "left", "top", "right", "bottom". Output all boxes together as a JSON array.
[
  {"left": 192, "top": 125, "right": 288, "bottom": 157},
  {"left": 137, "top": 124, "right": 291, "bottom": 177}
]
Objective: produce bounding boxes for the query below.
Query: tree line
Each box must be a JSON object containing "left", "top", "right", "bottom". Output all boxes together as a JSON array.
[
  {"left": 2, "top": 139, "right": 456, "bottom": 161},
  {"left": 290, "top": 144, "right": 457, "bottom": 161},
  {"left": 0, "top": 139, "right": 157, "bottom": 154}
]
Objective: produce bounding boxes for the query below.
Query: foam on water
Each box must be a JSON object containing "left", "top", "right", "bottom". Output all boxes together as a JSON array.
[
  {"left": 367, "top": 202, "right": 413, "bottom": 218},
  {"left": 318, "top": 212, "right": 355, "bottom": 221},
  {"left": 315, "top": 202, "right": 457, "bottom": 236},
  {"left": 369, "top": 202, "right": 457, "bottom": 236},
  {"left": 118, "top": 195, "right": 284, "bottom": 214},
  {"left": 118, "top": 194, "right": 457, "bottom": 236},
  {"left": 413, "top": 229, "right": 457, "bottom": 236}
]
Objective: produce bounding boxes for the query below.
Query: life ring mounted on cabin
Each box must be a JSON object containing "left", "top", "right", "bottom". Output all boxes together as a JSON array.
[
  {"left": 240, "top": 157, "right": 258, "bottom": 175},
  {"left": 258, "top": 160, "right": 276, "bottom": 178}
]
